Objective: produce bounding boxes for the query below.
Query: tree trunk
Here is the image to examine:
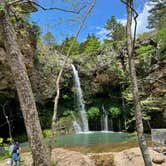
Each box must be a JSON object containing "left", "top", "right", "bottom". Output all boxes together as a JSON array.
[
  {"left": 2, "top": 4, "right": 50, "bottom": 166},
  {"left": 126, "top": 0, "right": 152, "bottom": 165}
]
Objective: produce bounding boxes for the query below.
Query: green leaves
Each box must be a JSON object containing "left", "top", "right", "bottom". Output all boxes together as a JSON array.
[
  {"left": 108, "top": 106, "right": 121, "bottom": 118},
  {"left": 87, "top": 107, "right": 100, "bottom": 120},
  {"left": 80, "top": 34, "right": 101, "bottom": 54},
  {"left": 61, "top": 36, "right": 80, "bottom": 56},
  {"left": 155, "top": 18, "right": 166, "bottom": 52},
  {"left": 0, "top": 4, "right": 4, "bottom": 12},
  {"left": 105, "top": 16, "right": 126, "bottom": 41},
  {"left": 148, "top": 0, "right": 166, "bottom": 29},
  {"left": 0, "top": 138, "right": 3, "bottom": 145}
]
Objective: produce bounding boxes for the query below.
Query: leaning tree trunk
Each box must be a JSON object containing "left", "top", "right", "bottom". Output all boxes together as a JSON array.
[
  {"left": 126, "top": 0, "right": 152, "bottom": 165},
  {"left": 2, "top": 4, "right": 50, "bottom": 166}
]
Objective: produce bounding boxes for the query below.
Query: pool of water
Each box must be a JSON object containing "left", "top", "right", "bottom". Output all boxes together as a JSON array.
[{"left": 55, "top": 131, "right": 135, "bottom": 146}]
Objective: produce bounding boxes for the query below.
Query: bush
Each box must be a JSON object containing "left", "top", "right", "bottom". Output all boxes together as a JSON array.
[
  {"left": 87, "top": 107, "right": 100, "bottom": 120},
  {"left": 108, "top": 106, "right": 121, "bottom": 118},
  {"left": 42, "top": 129, "right": 51, "bottom": 138}
]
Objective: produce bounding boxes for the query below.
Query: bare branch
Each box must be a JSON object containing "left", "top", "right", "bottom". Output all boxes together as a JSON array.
[
  {"left": 1, "top": 101, "right": 13, "bottom": 141},
  {"left": 49, "top": 0, "right": 97, "bottom": 154},
  {"left": 8, "top": 0, "right": 86, "bottom": 14},
  {"left": 30, "top": 1, "right": 86, "bottom": 14}
]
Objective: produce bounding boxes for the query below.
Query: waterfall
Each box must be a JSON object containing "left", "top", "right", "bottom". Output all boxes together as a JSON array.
[
  {"left": 101, "top": 105, "right": 108, "bottom": 131},
  {"left": 71, "top": 64, "right": 89, "bottom": 132},
  {"left": 104, "top": 114, "right": 108, "bottom": 131},
  {"left": 118, "top": 119, "right": 121, "bottom": 131},
  {"left": 73, "top": 121, "right": 82, "bottom": 133},
  {"left": 110, "top": 118, "right": 113, "bottom": 131}
]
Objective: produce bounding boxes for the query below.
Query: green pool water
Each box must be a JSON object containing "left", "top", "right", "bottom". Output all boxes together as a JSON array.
[
  {"left": 20, "top": 132, "right": 150, "bottom": 153},
  {"left": 55, "top": 131, "right": 135, "bottom": 146}
]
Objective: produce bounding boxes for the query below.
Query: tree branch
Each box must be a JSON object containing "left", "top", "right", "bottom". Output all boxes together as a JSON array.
[
  {"left": 8, "top": 0, "right": 24, "bottom": 6},
  {"left": 49, "top": 0, "right": 96, "bottom": 155},
  {"left": 1, "top": 101, "right": 13, "bottom": 141},
  {"left": 30, "top": 1, "right": 86, "bottom": 14},
  {"left": 8, "top": 0, "right": 86, "bottom": 14}
]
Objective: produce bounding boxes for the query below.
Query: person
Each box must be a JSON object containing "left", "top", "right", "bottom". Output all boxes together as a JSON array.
[
  {"left": 10, "top": 142, "right": 21, "bottom": 166},
  {"left": 7, "top": 142, "right": 14, "bottom": 165},
  {"left": 8, "top": 141, "right": 14, "bottom": 156}
]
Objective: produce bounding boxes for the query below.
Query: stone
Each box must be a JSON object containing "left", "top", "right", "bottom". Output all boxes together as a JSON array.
[{"left": 152, "top": 153, "right": 165, "bottom": 164}]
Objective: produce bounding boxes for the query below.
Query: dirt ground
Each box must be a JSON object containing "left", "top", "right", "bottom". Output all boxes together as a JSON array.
[
  {"left": 0, "top": 147, "right": 165, "bottom": 166},
  {"left": 113, "top": 147, "right": 166, "bottom": 166}
]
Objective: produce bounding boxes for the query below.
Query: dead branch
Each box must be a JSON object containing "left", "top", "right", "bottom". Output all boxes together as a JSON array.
[
  {"left": 8, "top": 0, "right": 86, "bottom": 14},
  {"left": 49, "top": 0, "right": 97, "bottom": 154},
  {"left": 1, "top": 101, "right": 13, "bottom": 141},
  {"left": 30, "top": 1, "right": 86, "bottom": 14}
]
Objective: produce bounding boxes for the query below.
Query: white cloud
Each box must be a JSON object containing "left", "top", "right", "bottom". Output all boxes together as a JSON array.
[
  {"left": 118, "top": 18, "right": 127, "bottom": 26},
  {"left": 135, "top": 2, "right": 152, "bottom": 35},
  {"left": 118, "top": 2, "right": 153, "bottom": 35},
  {"left": 95, "top": 2, "right": 153, "bottom": 41},
  {"left": 96, "top": 27, "right": 111, "bottom": 41}
]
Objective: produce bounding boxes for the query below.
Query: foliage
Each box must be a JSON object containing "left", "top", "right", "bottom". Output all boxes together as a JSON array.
[
  {"left": 39, "top": 109, "right": 53, "bottom": 129},
  {"left": 42, "top": 129, "right": 51, "bottom": 138},
  {"left": 34, "top": 44, "right": 60, "bottom": 76},
  {"left": 62, "top": 110, "right": 75, "bottom": 120},
  {"left": 14, "top": 133, "right": 28, "bottom": 143},
  {"left": 105, "top": 16, "right": 126, "bottom": 41},
  {"left": 79, "top": 34, "right": 101, "bottom": 54},
  {"left": 136, "top": 45, "right": 154, "bottom": 55},
  {"left": 0, "top": 4, "right": 4, "bottom": 12},
  {"left": 148, "top": 0, "right": 166, "bottom": 29},
  {"left": 136, "top": 44, "right": 155, "bottom": 72},
  {"left": 141, "top": 97, "right": 161, "bottom": 112},
  {"left": 61, "top": 36, "right": 80, "bottom": 56},
  {"left": 30, "top": 21, "right": 41, "bottom": 40},
  {"left": 108, "top": 106, "right": 121, "bottom": 118},
  {"left": 155, "top": 18, "right": 166, "bottom": 53},
  {"left": 137, "top": 32, "right": 152, "bottom": 41},
  {"left": 122, "top": 87, "right": 133, "bottom": 102},
  {"left": 0, "top": 138, "right": 3, "bottom": 145},
  {"left": 43, "top": 32, "right": 56, "bottom": 45},
  {"left": 87, "top": 107, "right": 100, "bottom": 120},
  {"left": 6, "top": 137, "right": 13, "bottom": 143}
]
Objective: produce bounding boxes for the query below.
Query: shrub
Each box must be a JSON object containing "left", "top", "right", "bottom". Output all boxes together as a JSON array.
[{"left": 87, "top": 107, "right": 100, "bottom": 120}]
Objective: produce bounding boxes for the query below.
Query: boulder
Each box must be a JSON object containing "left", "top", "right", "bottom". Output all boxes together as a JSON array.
[{"left": 152, "top": 153, "right": 165, "bottom": 164}]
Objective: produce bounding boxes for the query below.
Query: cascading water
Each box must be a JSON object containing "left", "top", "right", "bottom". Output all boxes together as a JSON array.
[
  {"left": 71, "top": 64, "right": 89, "bottom": 132},
  {"left": 110, "top": 119, "right": 113, "bottom": 131},
  {"left": 73, "top": 120, "right": 82, "bottom": 133},
  {"left": 101, "top": 105, "right": 108, "bottom": 131}
]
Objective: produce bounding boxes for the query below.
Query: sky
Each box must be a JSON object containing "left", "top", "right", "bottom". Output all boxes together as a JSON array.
[{"left": 31, "top": 0, "right": 151, "bottom": 43}]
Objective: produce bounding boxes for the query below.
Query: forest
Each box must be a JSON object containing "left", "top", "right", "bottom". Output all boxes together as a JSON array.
[{"left": 0, "top": 0, "right": 165, "bottom": 166}]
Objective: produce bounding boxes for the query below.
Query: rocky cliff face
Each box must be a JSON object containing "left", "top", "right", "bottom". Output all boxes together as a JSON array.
[
  {"left": 29, "top": 45, "right": 72, "bottom": 102},
  {"left": 72, "top": 46, "right": 122, "bottom": 101},
  {"left": 0, "top": 18, "right": 73, "bottom": 102},
  {"left": 0, "top": 21, "right": 36, "bottom": 98},
  {"left": 0, "top": 27, "right": 165, "bottom": 111}
]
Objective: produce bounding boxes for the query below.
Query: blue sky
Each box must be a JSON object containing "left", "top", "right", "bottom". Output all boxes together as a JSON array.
[{"left": 32, "top": 0, "right": 150, "bottom": 43}]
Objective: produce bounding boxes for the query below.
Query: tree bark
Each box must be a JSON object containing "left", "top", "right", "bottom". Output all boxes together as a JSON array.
[
  {"left": 126, "top": 0, "right": 152, "bottom": 165},
  {"left": 2, "top": 3, "right": 49, "bottom": 166}
]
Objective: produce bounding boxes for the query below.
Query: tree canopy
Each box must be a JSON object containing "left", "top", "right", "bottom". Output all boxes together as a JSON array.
[
  {"left": 105, "top": 16, "right": 126, "bottom": 41},
  {"left": 148, "top": 0, "right": 166, "bottom": 29}
]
